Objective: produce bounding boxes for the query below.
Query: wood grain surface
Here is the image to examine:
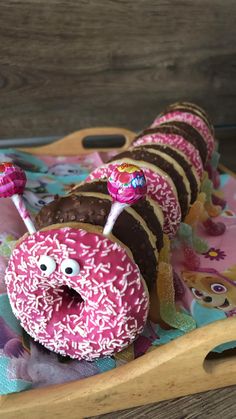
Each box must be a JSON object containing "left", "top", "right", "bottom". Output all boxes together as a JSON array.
[
  {"left": 0, "top": 0, "right": 236, "bottom": 140},
  {"left": 90, "top": 387, "right": 236, "bottom": 419}
]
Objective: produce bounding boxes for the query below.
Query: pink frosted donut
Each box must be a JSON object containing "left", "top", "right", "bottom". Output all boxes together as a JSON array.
[
  {"left": 5, "top": 227, "right": 149, "bottom": 360},
  {"left": 133, "top": 133, "right": 203, "bottom": 179},
  {"left": 143, "top": 167, "right": 181, "bottom": 236},
  {"left": 88, "top": 164, "right": 181, "bottom": 237},
  {"left": 152, "top": 111, "right": 215, "bottom": 159}
]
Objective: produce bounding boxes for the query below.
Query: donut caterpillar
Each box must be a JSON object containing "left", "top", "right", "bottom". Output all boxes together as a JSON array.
[{"left": 2, "top": 102, "right": 224, "bottom": 360}]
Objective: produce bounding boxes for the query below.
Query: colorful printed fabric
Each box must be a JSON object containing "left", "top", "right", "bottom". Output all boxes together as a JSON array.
[
  {"left": 0, "top": 148, "right": 103, "bottom": 214},
  {"left": 1, "top": 147, "right": 236, "bottom": 395}
]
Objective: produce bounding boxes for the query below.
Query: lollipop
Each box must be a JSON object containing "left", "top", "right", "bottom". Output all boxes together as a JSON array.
[
  {"left": 103, "top": 163, "right": 147, "bottom": 236},
  {"left": 0, "top": 162, "right": 36, "bottom": 234}
]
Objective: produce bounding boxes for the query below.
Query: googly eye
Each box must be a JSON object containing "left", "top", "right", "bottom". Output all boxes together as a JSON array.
[
  {"left": 210, "top": 283, "right": 227, "bottom": 294},
  {"left": 61, "top": 259, "right": 80, "bottom": 277},
  {"left": 37, "top": 255, "right": 56, "bottom": 276},
  {"left": 191, "top": 288, "right": 204, "bottom": 299}
]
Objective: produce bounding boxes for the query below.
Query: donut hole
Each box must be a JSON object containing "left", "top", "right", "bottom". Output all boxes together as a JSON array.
[{"left": 58, "top": 285, "right": 84, "bottom": 310}]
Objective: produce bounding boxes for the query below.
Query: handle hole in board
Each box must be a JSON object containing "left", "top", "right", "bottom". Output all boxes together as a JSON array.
[
  {"left": 82, "top": 134, "right": 126, "bottom": 150},
  {"left": 203, "top": 341, "right": 236, "bottom": 374}
]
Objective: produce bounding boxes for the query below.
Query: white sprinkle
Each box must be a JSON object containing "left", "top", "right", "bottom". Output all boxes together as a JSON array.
[
  {"left": 67, "top": 299, "right": 74, "bottom": 309},
  {"left": 80, "top": 243, "right": 91, "bottom": 249}
]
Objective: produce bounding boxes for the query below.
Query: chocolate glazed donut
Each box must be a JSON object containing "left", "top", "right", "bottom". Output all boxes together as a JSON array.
[{"left": 36, "top": 193, "right": 158, "bottom": 291}]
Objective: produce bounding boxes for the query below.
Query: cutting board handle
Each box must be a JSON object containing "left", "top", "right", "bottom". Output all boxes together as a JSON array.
[{"left": 20, "top": 127, "right": 136, "bottom": 155}]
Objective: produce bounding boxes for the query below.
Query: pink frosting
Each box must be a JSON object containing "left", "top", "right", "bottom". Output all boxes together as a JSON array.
[
  {"left": 133, "top": 133, "right": 203, "bottom": 179},
  {"left": 5, "top": 227, "right": 149, "bottom": 360},
  {"left": 88, "top": 164, "right": 181, "bottom": 237},
  {"left": 152, "top": 110, "right": 215, "bottom": 159}
]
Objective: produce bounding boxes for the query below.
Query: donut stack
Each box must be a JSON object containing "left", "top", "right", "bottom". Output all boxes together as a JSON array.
[
  {"left": 36, "top": 102, "right": 216, "bottom": 292},
  {"left": 5, "top": 102, "right": 217, "bottom": 361}
]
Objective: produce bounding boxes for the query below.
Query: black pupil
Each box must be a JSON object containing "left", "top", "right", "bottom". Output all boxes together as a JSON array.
[
  {"left": 65, "top": 267, "right": 73, "bottom": 275},
  {"left": 40, "top": 264, "right": 47, "bottom": 271}
]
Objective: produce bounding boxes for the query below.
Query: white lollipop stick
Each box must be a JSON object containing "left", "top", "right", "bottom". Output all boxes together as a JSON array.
[
  {"left": 103, "top": 202, "right": 127, "bottom": 236},
  {"left": 11, "top": 194, "right": 36, "bottom": 234}
]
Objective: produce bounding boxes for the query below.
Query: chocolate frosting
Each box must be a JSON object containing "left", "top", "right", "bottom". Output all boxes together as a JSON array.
[
  {"left": 167, "top": 121, "right": 208, "bottom": 163},
  {"left": 75, "top": 180, "right": 164, "bottom": 251},
  {"left": 166, "top": 102, "right": 214, "bottom": 134},
  {"left": 36, "top": 194, "right": 157, "bottom": 290}
]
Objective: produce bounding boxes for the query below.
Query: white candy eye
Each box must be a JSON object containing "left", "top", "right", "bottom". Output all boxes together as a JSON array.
[
  {"left": 37, "top": 255, "right": 56, "bottom": 276},
  {"left": 61, "top": 259, "right": 80, "bottom": 277}
]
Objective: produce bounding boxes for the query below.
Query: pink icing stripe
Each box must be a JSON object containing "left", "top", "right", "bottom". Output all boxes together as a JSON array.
[
  {"left": 152, "top": 111, "right": 215, "bottom": 159},
  {"left": 142, "top": 167, "right": 181, "bottom": 236},
  {"left": 133, "top": 133, "right": 203, "bottom": 179},
  {"left": 88, "top": 163, "right": 181, "bottom": 237},
  {"left": 87, "top": 164, "right": 112, "bottom": 183},
  {"left": 6, "top": 228, "right": 149, "bottom": 360}
]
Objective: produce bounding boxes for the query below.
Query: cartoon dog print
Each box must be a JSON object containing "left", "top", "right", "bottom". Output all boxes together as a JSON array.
[{"left": 182, "top": 267, "right": 236, "bottom": 315}]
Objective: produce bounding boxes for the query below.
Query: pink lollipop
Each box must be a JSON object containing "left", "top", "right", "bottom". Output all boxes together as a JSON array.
[
  {"left": 0, "top": 162, "right": 36, "bottom": 234},
  {"left": 103, "top": 163, "right": 147, "bottom": 235}
]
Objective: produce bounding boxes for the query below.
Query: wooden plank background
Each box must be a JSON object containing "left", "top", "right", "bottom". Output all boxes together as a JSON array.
[
  {"left": 0, "top": 0, "right": 236, "bottom": 140},
  {"left": 91, "top": 386, "right": 236, "bottom": 419}
]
